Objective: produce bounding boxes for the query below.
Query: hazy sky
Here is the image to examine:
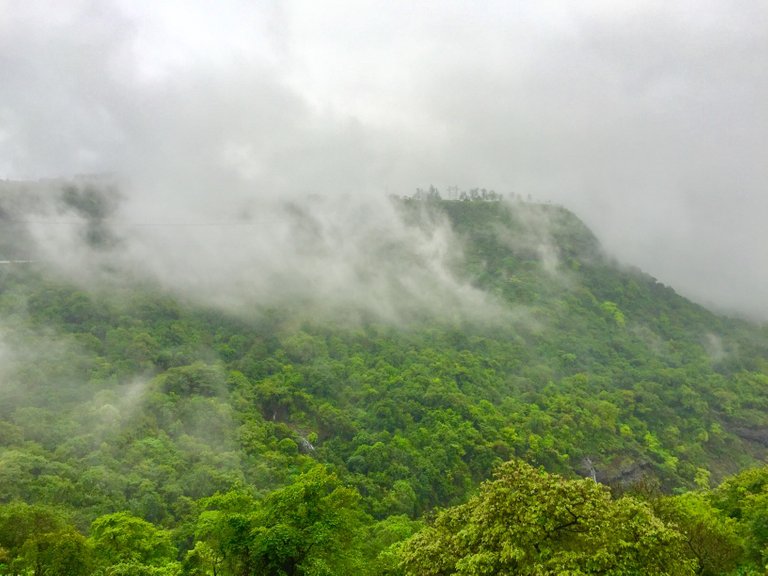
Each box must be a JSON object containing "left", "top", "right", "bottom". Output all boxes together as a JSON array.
[{"left": 1, "top": 0, "right": 766, "bottom": 319}]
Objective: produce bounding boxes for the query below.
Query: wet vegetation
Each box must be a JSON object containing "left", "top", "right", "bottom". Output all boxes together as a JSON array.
[{"left": 1, "top": 198, "right": 768, "bottom": 574}]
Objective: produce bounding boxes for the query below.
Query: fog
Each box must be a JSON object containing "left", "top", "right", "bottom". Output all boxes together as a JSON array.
[{"left": 1, "top": 0, "right": 766, "bottom": 319}]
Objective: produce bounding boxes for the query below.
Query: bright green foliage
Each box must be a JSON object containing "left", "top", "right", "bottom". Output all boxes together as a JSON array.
[
  {"left": 1, "top": 198, "right": 768, "bottom": 574},
  {"left": 249, "top": 465, "right": 368, "bottom": 575},
  {"left": 600, "top": 300, "right": 626, "bottom": 328},
  {"left": 185, "top": 490, "right": 258, "bottom": 576},
  {"left": 89, "top": 512, "right": 180, "bottom": 575},
  {"left": 399, "top": 459, "right": 694, "bottom": 575},
  {"left": 654, "top": 492, "right": 744, "bottom": 576},
  {"left": 361, "top": 515, "right": 423, "bottom": 576},
  {"left": 0, "top": 502, "right": 92, "bottom": 576},
  {"left": 710, "top": 466, "right": 768, "bottom": 568},
  {"left": 185, "top": 466, "right": 369, "bottom": 576}
]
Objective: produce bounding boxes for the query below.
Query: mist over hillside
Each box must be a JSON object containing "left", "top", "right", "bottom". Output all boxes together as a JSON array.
[
  {"left": 0, "top": 179, "right": 512, "bottom": 324},
  {"left": 1, "top": 1, "right": 766, "bottom": 320},
  {"left": 2, "top": 187, "right": 768, "bottom": 573},
  {"left": 2, "top": 2, "right": 768, "bottom": 573}
]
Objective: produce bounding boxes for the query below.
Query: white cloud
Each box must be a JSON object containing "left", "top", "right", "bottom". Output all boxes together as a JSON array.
[{"left": 1, "top": 0, "right": 766, "bottom": 318}]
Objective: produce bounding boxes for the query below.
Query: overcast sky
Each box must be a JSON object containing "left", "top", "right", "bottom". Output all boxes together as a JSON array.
[{"left": 1, "top": 0, "right": 766, "bottom": 319}]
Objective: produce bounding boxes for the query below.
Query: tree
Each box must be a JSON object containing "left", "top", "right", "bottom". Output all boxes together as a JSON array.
[
  {"left": 20, "top": 528, "right": 93, "bottom": 576},
  {"left": 185, "top": 467, "right": 369, "bottom": 576},
  {"left": 185, "top": 490, "right": 257, "bottom": 576},
  {"left": 710, "top": 465, "right": 768, "bottom": 568},
  {"left": 0, "top": 502, "right": 93, "bottom": 576},
  {"left": 399, "top": 459, "right": 695, "bottom": 575},
  {"left": 249, "top": 465, "right": 368, "bottom": 576},
  {"left": 654, "top": 492, "right": 744, "bottom": 576},
  {"left": 89, "top": 512, "right": 179, "bottom": 574}
]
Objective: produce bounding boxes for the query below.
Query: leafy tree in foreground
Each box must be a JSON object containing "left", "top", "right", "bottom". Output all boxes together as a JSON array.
[
  {"left": 0, "top": 502, "right": 92, "bottom": 576},
  {"left": 185, "top": 490, "right": 257, "bottom": 576},
  {"left": 249, "top": 465, "right": 368, "bottom": 576},
  {"left": 89, "top": 512, "right": 180, "bottom": 575},
  {"left": 186, "top": 465, "right": 369, "bottom": 576},
  {"left": 653, "top": 492, "right": 744, "bottom": 576},
  {"left": 710, "top": 465, "right": 768, "bottom": 570},
  {"left": 399, "top": 459, "right": 695, "bottom": 576}
]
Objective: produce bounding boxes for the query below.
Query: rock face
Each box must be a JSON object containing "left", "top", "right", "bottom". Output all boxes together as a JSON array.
[
  {"left": 732, "top": 427, "right": 768, "bottom": 446},
  {"left": 579, "top": 455, "right": 655, "bottom": 488}
]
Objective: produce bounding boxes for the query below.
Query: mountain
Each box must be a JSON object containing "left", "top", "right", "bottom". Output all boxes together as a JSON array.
[{"left": 1, "top": 189, "right": 767, "bottom": 574}]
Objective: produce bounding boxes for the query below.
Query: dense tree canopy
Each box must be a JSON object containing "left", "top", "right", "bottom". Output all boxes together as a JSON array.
[
  {"left": 400, "top": 459, "right": 694, "bottom": 576},
  {"left": 1, "top": 197, "right": 767, "bottom": 574}
]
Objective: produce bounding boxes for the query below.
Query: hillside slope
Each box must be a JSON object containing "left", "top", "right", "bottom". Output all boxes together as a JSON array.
[{"left": 1, "top": 194, "right": 767, "bottom": 572}]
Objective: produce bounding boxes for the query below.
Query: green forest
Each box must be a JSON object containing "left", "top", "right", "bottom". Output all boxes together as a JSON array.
[{"left": 2, "top": 195, "right": 768, "bottom": 575}]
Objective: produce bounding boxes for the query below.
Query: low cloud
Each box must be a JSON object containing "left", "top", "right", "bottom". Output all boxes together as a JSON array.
[
  {"left": 1, "top": 1, "right": 765, "bottom": 319},
  {"left": 1, "top": 178, "right": 509, "bottom": 325}
]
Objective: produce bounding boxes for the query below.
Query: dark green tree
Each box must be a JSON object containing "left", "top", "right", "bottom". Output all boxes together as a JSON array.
[{"left": 249, "top": 465, "right": 368, "bottom": 576}]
